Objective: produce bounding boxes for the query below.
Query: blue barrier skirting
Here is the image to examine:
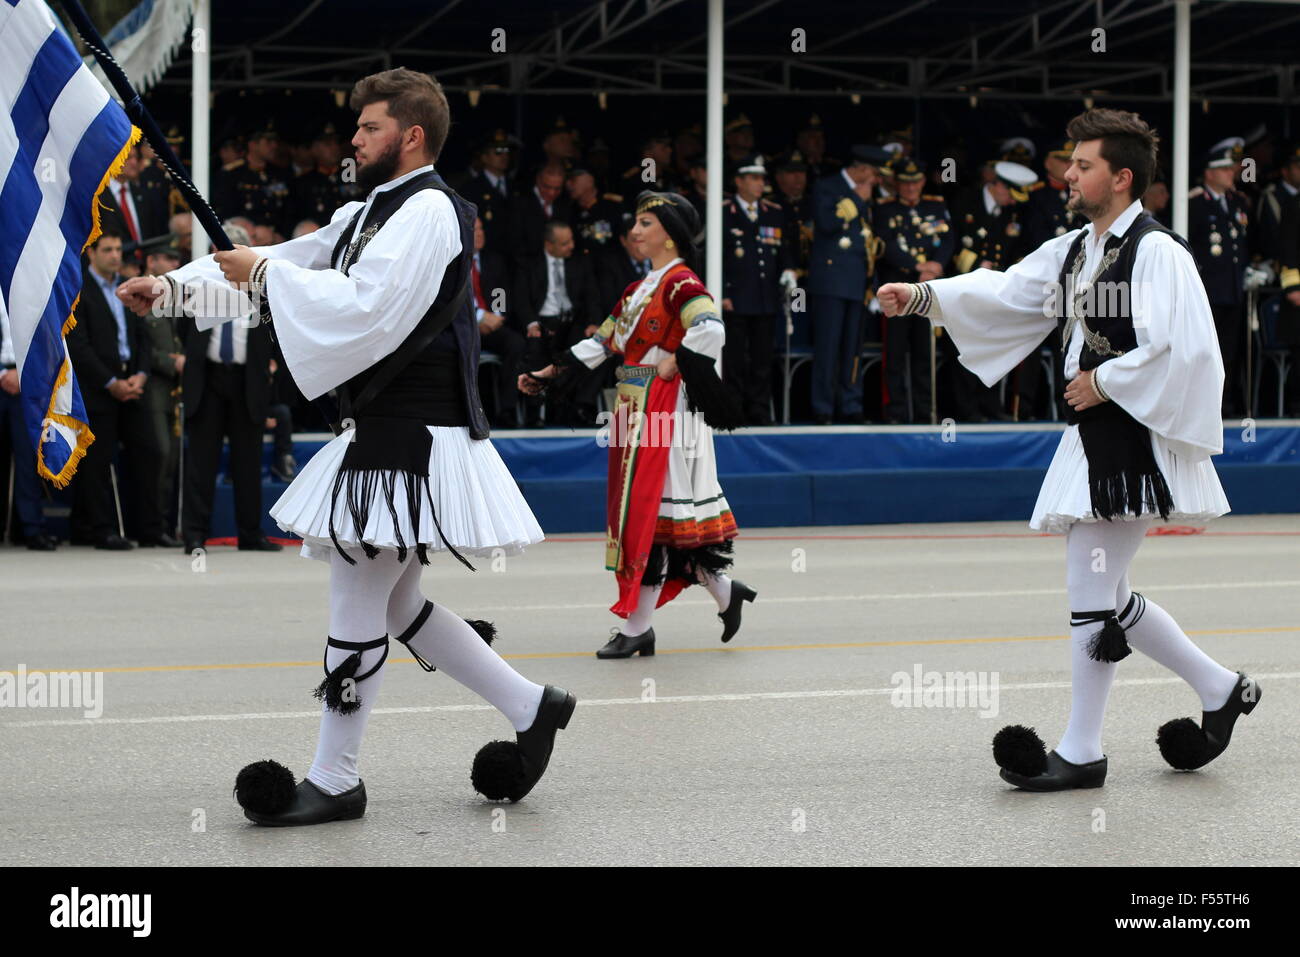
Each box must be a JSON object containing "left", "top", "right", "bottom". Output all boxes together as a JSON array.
[{"left": 193, "top": 422, "right": 1299, "bottom": 537}]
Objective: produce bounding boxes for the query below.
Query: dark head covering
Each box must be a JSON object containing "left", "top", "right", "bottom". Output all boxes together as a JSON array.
[{"left": 635, "top": 190, "right": 702, "bottom": 272}]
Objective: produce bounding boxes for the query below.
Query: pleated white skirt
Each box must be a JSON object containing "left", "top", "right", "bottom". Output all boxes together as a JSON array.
[
  {"left": 270, "top": 426, "right": 544, "bottom": 562},
  {"left": 1030, "top": 424, "right": 1230, "bottom": 534}
]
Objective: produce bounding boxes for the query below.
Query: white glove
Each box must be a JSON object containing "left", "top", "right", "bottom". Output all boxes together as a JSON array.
[
  {"left": 1243, "top": 262, "right": 1274, "bottom": 290},
  {"left": 779, "top": 269, "right": 798, "bottom": 292},
  {"left": 867, "top": 296, "right": 883, "bottom": 315}
]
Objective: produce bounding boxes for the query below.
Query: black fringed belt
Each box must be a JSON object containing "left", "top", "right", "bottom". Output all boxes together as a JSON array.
[{"left": 327, "top": 415, "right": 475, "bottom": 571}]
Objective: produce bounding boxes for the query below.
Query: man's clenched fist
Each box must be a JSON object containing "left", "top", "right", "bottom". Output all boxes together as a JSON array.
[{"left": 877, "top": 283, "right": 912, "bottom": 318}]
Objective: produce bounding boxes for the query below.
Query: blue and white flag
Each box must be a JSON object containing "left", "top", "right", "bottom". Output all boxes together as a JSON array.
[{"left": 0, "top": 0, "right": 139, "bottom": 486}]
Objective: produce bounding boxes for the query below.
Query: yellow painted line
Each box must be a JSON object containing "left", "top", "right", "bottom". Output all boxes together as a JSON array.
[{"left": 6, "top": 625, "right": 1296, "bottom": 675}]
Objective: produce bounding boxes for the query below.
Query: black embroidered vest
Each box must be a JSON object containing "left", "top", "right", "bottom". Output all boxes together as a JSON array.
[
  {"left": 1052, "top": 211, "right": 1184, "bottom": 522},
  {"left": 328, "top": 168, "right": 489, "bottom": 440}
]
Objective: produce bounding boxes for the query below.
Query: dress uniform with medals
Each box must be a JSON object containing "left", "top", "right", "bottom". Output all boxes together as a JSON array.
[
  {"left": 722, "top": 155, "right": 795, "bottom": 425},
  {"left": 1189, "top": 140, "right": 1251, "bottom": 414},
  {"left": 212, "top": 122, "right": 293, "bottom": 235},
  {"left": 290, "top": 123, "right": 346, "bottom": 228},
  {"left": 944, "top": 161, "right": 1038, "bottom": 420},
  {"left": 771, "top": 150, "right": 813, "bottom": 278},
  {"left": 569, "top": 175, "right": 624, "bottom": 259},
  {"left": 872, "top": 159, "right": 954, "bottom": 422},
  {"left": 1253, "top": 144, "right": 1300, "bottom": 263},
  {"left": 1277, "top": 179, "right": 1300, "bottom": 415},
  {"left": 807, "top": 144, "right": 890, "bottom": 423},
  {"left": 1018, "top": 138, "right": 1084, "bottom": 417}
]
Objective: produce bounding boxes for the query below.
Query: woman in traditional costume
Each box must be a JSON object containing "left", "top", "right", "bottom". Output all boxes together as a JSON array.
[{"left": 521, "top": 191, "right": 756, "bottom": 658}]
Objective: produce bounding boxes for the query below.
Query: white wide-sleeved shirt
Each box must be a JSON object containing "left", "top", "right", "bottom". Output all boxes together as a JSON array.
[
  {"left": 926, "top": 199, "right": 1225, "bottom": 460},
  {"left": 170, "top": 164, "right": 462, "bottom": 401}
]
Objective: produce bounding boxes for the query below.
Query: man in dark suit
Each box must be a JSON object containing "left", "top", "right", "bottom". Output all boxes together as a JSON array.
[
  {"left": 807, "top": 144, "right": 889, "bottom": 424},
  {"left": 102, "top": 146, "right": 169, "bottom": 275},
  {"left": 470, "top": 216, "right": 526, "bottom": 428},
  {"left": 509, "top": 163, "right": 573, "bottom": 262},
  {"left": 66, "top": 231, "right": 163, "bottom": 549},
  {"left": 514, "top": 221, "right": 601, "bottom": 424},
  {"left": 178, "top": 224, "right": 281, "bottom": 553}
]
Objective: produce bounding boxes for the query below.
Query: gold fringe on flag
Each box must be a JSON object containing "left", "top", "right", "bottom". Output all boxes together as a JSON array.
[{"left": 36, "top": 124, "right": 142, "bottom": 487}]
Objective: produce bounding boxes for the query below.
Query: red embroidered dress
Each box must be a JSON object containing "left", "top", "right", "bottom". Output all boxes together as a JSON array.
[{"left": 569, "top": 258, "right": 738, "bottom": 616}]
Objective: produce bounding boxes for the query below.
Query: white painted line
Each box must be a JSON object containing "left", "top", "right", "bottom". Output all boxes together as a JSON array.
[
  {"left": 5, "top": 672, "right": 1297, "bottom": 729},
  {"left": 499, "top": 579, "right": 1300, "bottom": 613}
]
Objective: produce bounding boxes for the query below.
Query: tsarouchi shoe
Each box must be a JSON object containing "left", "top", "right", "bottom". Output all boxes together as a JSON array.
[
  {"left": 992, "top": 724, "right": 1108, "bottom": 791},
  {"left": 234, "top": 760, "right": 366, "bottom": 826},
  {"left": 1157, "top": 671, "right": 1262, "bottom": 771},
  {"left": 471, "top": 685, "right": 577, "bottom": 802}
]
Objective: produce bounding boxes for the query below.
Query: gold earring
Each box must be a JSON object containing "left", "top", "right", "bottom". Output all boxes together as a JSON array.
[{"left": 665, "top": 239, "right": 675, "bottom": 249}]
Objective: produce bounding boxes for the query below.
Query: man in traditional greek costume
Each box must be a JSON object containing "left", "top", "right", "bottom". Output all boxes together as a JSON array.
[
  {"left": 120, "top": 69, "right": 573, "bottom": 824},
  {"left": 880, "top": 110, "right": 1262, "bottom": 791}
]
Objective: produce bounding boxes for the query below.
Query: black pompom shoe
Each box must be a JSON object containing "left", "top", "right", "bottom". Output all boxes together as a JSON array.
[
  {"left": 1157, "top": 671, "right": 1262, "bottom": 771},
  {"left": 992, "top": 725, "right": 1107, "bottom": 791},
  {"left": 718, "top": 580, "right": 756, "bottom": 643},
  {"left": 471, "top": 685, "right": 577, "bottom": 803},
  {"left": 596, "top": 627, "right": 655, "bottom": 659},
  {"left": 234, "top": 760, "right": 366, "bottom": 826}
]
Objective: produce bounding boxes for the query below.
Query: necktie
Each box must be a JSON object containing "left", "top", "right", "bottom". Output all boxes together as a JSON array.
[
  {"left": 552, "top": 259, "right": 569, "bottom": 309},
  {"left": 117, "top": 184, "right": 139, "bottom": 241},
  {"left": 472, "top": 258, "right": 487, "bottom": 310},
  {"left": 220, "top": 323, "right": 234, "bottom": 364}
]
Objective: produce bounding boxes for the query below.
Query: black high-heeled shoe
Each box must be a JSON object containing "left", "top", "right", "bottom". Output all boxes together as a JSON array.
[
  {"left": 595, "top": 627, "right": 655, "bottom": 659},
  {"left": 1157, "top": 671, "right": 1262, "bottom": 771},
  {"left": 718, "top": 580, "right": 756, "bottom": 643}
]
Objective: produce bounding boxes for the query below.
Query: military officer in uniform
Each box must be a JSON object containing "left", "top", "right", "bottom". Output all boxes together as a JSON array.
[
  {"left": 772, "top": 150, "right": 812, "bottom": 278},
  {"left": 212, "top": 122, "right": 292, "bottom": 236},
  {"left": 290, "top": 122, "right": 346, "bottom": 227},
  {"left": 463, "top": 129, "right": 518, "bottom": 262},
  {"left": 618, "top": 131, "right": 678, "bottom": 214},
  {"left": 873, "top": 159, "right": 954, "bottom": 423},
  {"left": 945, "top": 160, "right": 1038, "bottom": 421},
  {"left": 1254, "top": 143, "right": 1300, "bottom": 264},
  {"left": 566, "top": 168, "right": 623, "bottom": 259},
  {"left": 1189, "top": 139, "right": 1251, "bottom": 416},
  {"left": 721, "top": 155, "right": 797, "bottom": 426},
  {"left": 795, "top": 114, "right": 842, "bottom": 181},
  {"left": 1278, "top": 184, "right": 1300, "bottom": 415},
  {"left": 808, "top": 144, "right": 890, "bottom": 424},
  {"left": 1017, "top": 137, "right": 1084, "bottom": 418}
]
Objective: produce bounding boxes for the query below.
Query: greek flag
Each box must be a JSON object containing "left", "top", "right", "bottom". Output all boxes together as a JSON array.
[{"left": 0, "top": 0, "right": 138, "bottom": 486}]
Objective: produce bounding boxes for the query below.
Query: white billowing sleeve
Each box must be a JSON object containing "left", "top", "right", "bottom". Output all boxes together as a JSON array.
[
  {"left": 168, "top": 201, "right": 363, "bottom": 331},
  {"left": 679, "top": 312, "right": 724, "bottom": 362},
  {"left": 570, "top": 335, "right": 610, "bottom": 370},
  {"left": 925, "top": 230, "right": 1078, "bottom": 387},
  {"left": 264, "top": 190, "right": 461, "bottom": 400},
  {"left": 1093, "top": 234, "right": 1225, "bottom": 458}
]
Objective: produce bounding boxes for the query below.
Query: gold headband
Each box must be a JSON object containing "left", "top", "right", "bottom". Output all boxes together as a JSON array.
[{"left": 636, "top": 196, "right": 677, "bottom": 214}]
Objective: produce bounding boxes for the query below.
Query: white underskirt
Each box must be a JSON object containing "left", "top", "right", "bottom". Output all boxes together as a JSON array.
[
  {"left": 1030, "top": 424, "right": 1230, "bottom": 534},
  {"left": 269, "top": 426, "right": 544, "bottom": 562}
]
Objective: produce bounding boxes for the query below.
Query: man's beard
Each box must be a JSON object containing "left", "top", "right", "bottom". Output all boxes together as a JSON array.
[
  {"left": 356, "top": 140, "right": 403, "bottom": 193},
  {"left": 1068, "top": 190, "right": 1110, "bottom": 222}
]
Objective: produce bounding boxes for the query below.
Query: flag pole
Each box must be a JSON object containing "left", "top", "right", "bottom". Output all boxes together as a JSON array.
[{"left": 55, "top": 0, "right": 233, "bottom": 252}]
